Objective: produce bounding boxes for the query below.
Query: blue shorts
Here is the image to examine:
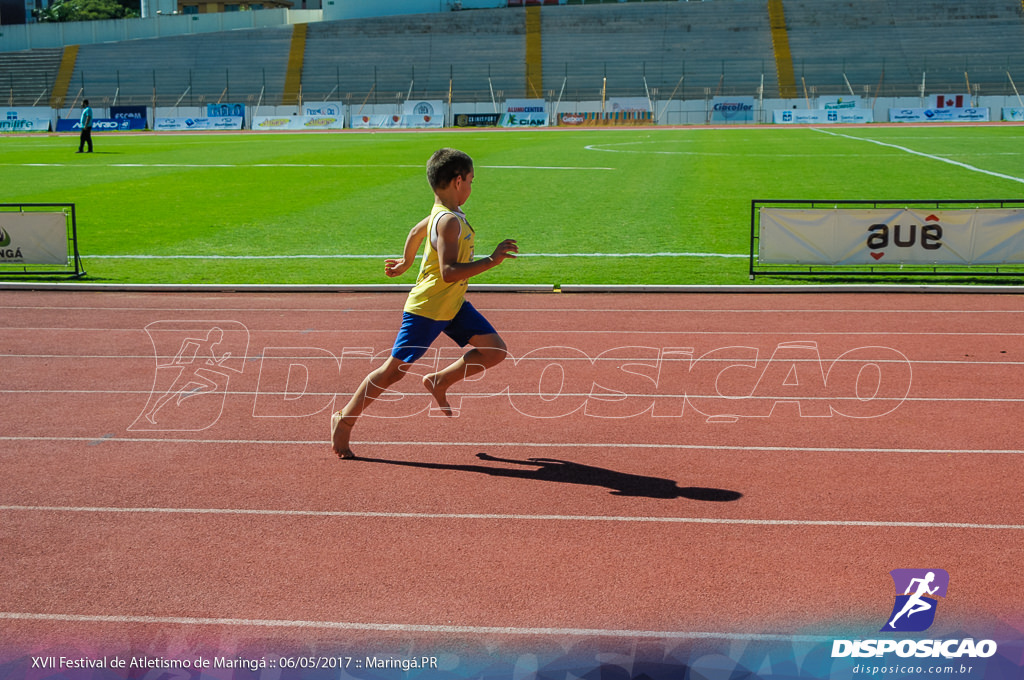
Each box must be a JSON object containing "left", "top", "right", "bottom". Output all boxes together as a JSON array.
[{"left": 391, "top": 300, "right": 497, "bottom": 364}]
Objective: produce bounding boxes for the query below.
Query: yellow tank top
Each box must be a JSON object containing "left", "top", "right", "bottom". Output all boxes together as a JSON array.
[{"left": 403, "top": 203, "right": 475, "bottom": 321}]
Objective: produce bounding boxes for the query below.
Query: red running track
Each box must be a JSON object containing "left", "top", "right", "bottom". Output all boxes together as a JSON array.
[{"left": 1, "top": 289, "right": 1022, "bottom": 658}]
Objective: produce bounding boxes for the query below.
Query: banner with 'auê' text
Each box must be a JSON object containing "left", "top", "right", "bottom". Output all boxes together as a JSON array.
[
  {"left": 758, "top": 207, "right": 1024, "bottom": 266},
  {"left": 0, "top": 211, "right": 67, "bottom": 265}
]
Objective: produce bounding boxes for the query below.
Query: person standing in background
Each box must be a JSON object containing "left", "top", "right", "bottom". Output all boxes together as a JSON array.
[{"left": 77, "top": 100, "right": 93, "bottom": 153}]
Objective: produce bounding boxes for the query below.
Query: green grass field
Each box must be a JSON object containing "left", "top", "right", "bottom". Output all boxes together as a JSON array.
[{"left": 2, "top": 125, "right": 1023, "bottom": 286}]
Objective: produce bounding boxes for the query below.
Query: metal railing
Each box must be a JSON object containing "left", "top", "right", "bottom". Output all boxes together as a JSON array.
[{"left": 8, "top": 61, "right": 1024, "bottom": 108}]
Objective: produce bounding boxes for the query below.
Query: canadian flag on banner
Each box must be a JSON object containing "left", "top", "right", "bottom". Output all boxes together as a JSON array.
[{"left": 935, "top": 94, "right": 968, "bottom": 108}]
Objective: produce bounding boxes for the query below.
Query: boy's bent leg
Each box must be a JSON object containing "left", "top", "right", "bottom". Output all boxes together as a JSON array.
[
  {"left": 332, "top": 355, "right": 409, "bottom": 458},
  {"left": 424, "top": 333, "right": 507, "bottom": 416}
]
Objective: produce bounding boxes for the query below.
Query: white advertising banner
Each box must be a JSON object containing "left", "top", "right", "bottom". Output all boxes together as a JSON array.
[
  {"left": 401, "top": 114, "right": 445, "bottom": 129},
  {"left": 888, "top": 107, "right": 990, "bottom": 123},
  {"left": 710, "top": 96, "right": 756, "bottom": 123},
  {"left": 1, "top": 108, "right": 52, "bottom": 132},
  {"left": 302, "top": 101, "right": 345, "bottom": 118},
  {"left": 502, "top": 98, "right": 548, "bottom": 127},
  {"left": 607, "top": 97, "right": 651, "bottom": 114},
  {"left": 759, "top": 207, "right": 1024, "bottom": 266},
  {"left": 350, "top": 114, "right": 402, "bottom": 129},
  {"left": 402, "top": 100, "right": 445, "bottom": 128},
  {"left": 819, "top": 96, "right": 863, "bottom": 110},
  {"left": 154, "top": 117, "right": 244, "bottom": 131},
  {"left": 252, "top": 116, "right": 295, "bottom": 131},
  {"left": 298, "top": 114, "right": 345, "bottom": 130},
  {"left": 252, "top": 115, "right": 345, "bottom": 131},
  {"left": 0, "top": 118, "right": 51, "bottom": 132},
  {"left": 773, "top": 108, "right": 873, "bottom": 124},
  {"left": 0, "top": 211, "right": 68, "bottom": 265},
  {"left": 1003, "top": 107, "right": 1024, "bottom": 122}
]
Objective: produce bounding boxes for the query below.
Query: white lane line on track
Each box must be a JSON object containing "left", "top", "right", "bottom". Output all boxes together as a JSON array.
[
  {"left": 0, "top": 354, "right": 1020, "bottom": 368},
  {"left": 80, "top": 251, "right": 745, "bottom": 260},
  {"left": 1, "top": 389, "right": 1022, "bottom": 405},
  {"left": 3, "top": 326, "right": 1024, "bottom": 337},
  {"left": 3, "top": 306, "right": 1023, "bottom": 314},
  {"left": 2, "top": 435, "right": 1022, "bottom": 456},
  {"left": 2, "top": 505, "right": 1022, "bottom": 530},
  {"left": 0, "top": 612, "right": 833, "bottom": 642}
]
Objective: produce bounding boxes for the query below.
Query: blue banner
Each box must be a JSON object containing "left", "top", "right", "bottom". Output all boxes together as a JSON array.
[
  {"left": 110, "top": 105, "right": 147, "bottom": 122},
  {"left": 207, "top": 103, "right": 246, "bottom": 117},
  {"left": 56, "top": 118, "right": 146, "bottom": 132}
]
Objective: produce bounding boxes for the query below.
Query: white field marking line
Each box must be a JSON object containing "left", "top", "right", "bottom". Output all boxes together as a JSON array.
[
  {"left": 812, "top": 128, "right": 1024, "bottom": 185},
  {"left": 80, "top": 251, "right": 746, "bottom": 260},
  {"left": 3, "top": 505, "right": 1023, "bottom": 531},
  {"left": 7, "top": 162, "right": 616, "bottom": 171},
  {"left": 583, "top": 142, "right": 886, "bottom": 158},
  {"left": 581, "top": 137, "right": 1024, "bottom": 158},
  {"left": 585, "top": 146, "right": 1023, "bottom": 159},
  {"left": 2, "top": 435, "right": 1022, "bottom": 456},
  {"left": 0, "top": 612, "right": 833, "bottom": 642}
]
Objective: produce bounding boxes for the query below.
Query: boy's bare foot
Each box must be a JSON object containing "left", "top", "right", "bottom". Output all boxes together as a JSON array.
[
  {"left": 423, "top": 373, "right": 455, "bottom": 416},
  {"left": 330, "top": 411, "right": 356, "bottom": 459}
]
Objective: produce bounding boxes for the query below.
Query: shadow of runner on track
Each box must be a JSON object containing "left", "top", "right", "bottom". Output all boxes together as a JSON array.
[{"left": 354, "top": 452, "right": 742, "bottom": 502}]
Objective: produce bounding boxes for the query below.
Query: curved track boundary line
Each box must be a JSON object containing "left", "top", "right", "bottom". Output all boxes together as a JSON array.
[{"left": 813, "top": 128, "right": 1024, "bottom": 185}]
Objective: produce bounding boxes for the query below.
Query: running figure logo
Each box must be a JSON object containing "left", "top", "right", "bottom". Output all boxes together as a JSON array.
[
  {"left": 881, "top": 569, "right": 950, "bottom": 632},
  {"left": 130, "top": 321, "right": 249, "bottom": 431}
]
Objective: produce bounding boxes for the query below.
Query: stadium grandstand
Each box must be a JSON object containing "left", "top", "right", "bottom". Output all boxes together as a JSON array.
[{"left": 1, "top": 0, "right": 1023, "bottom": 120}]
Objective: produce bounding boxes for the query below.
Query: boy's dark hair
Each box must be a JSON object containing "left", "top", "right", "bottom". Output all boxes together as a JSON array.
[{"left": 426, "top": 148, "right": 473, "bottom": 190}]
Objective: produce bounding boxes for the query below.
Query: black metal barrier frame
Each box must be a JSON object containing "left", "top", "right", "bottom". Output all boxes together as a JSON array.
[
  {"left": 0, "top": 203, "right": 85, "bottom": 279},
  {"left": 749, "top": 199, "right": 1024, "bottom": 281}
]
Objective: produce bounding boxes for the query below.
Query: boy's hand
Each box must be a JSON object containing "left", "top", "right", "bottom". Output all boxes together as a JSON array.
[
  {"left": 490, "top": 239, "right": 519, "bottom": 263},
  {"left": 384, "top": 258, "right": 410, "bottom": 277}
]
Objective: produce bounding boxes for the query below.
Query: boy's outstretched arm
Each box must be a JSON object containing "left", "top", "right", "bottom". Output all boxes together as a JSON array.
[
  {"left": 384, "top": 217, "right": 430, "bottom": 277},
  {"left": 436, "top": 214, "right": 518, "bottom": 283}
]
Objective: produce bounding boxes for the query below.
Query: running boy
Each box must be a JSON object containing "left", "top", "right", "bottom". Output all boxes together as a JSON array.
[{"left": 331, "top": 148, "right": 518, "bottom": 459}]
